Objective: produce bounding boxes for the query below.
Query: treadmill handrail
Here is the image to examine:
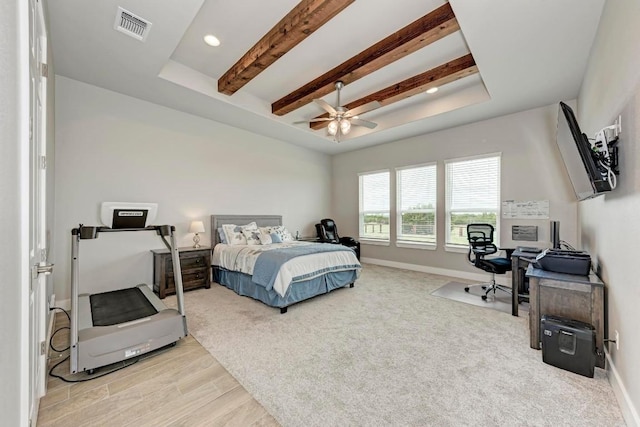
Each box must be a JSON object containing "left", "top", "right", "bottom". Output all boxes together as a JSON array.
[
  {"left": 73, "top": 224, "right": 173, "bottom": 238},
  {"left": 73, "top": 225, "right": 174, "bottom": 250}
]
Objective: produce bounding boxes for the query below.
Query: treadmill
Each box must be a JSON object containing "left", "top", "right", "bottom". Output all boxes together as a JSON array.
[{"left": 70, "top": 203, "right": 188, "bottom": 374}]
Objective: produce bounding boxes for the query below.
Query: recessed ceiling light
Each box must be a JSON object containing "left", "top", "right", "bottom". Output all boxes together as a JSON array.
[
  {"left": 426, "top": 87, "right": 438, "bottom": 94},
  {"left": 204, "top": 34, "right": 220, "bottom": 47}
]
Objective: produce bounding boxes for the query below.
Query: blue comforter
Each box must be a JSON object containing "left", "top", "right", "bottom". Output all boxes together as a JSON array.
[{"left": 252, "top": 243, "right": 355, "bottom": 291}]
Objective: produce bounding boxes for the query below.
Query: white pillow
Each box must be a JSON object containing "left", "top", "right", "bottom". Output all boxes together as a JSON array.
[
  {"left": 241, "top": 222, "right": 261, "bottom": 245},
  {"left": 258, "top": 231, "right": 273, "bottom": 245},
  {"left": 222, "top": 222, "right": 258, "bottom": 245}
]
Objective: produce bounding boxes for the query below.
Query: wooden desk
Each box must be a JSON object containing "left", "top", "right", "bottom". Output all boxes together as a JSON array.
[
  {"left": 526, "top": 265, "right": 605, "bottom": 368},
  {"left": 511, "top": 247, "right": 541, "bottom": 316}
]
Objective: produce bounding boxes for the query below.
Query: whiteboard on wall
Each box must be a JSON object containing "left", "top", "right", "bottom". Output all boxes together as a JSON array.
[{"left": 502, "top": 200, "right": 549, "bottom": 219}]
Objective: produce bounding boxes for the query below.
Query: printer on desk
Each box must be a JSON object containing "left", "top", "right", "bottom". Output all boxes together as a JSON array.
[{"left": 534, "top": 249, "right": 592, "bottom": 276}]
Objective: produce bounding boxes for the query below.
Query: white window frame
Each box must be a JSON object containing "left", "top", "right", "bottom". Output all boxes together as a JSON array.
[
  {"left": 444, "top": 153, "right": 501, "bottom": 252},
  {"left": 395, "top": 162, "right": 437, "bottom": 250},
  {"left": 358, "top": 170, "right": 390, "bottom": 245}
]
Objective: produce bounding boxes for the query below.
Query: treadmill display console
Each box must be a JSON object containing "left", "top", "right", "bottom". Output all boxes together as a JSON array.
[{"left": 112, "top": 209, "right": 148, "bottom": 229}]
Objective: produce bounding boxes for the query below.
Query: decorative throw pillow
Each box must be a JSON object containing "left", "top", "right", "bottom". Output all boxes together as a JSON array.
[
  {"left": 258, "top": 226, "right": 272, "bottom": 235},
  {"left": 271, "top": 225, "right": 294, "bottom": 242},
  {"left": 258, "top": 226, "right": 291, "bottom": 242},
  {"left": 241, "top": 222, "right": 261, "bottom": 245},
  {"left": 217, "top": 227, "right": 227, "bottom": 244},
  {"left": 222, "top": 224, "right": 247, "bottom": 245},
  {"left": 258, "top": 231, "right": 273, "bottom": 245}
]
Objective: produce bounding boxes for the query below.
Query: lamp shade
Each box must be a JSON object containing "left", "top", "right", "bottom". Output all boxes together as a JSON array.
[{"left": 189, "top": 220, "right": 205, "bottom": 234}]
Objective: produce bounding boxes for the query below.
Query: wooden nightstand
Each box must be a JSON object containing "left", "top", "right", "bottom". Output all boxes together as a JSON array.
[{"left": 151, "top": 246, "right": 211, "bottom": 298}]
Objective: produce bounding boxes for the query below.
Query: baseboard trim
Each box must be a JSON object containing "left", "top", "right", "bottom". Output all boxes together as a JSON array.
[
  {"left": 360, "top": 257, "right": 511, "bottom": 286},
  {"left": 605, "top": 347, "right": 640, "bottom": 427},
  {"left": 54, "top": 298, "right": 71, "bottom": 311}
]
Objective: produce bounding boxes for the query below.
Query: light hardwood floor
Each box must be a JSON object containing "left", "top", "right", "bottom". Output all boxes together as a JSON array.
[{"left": 37, "top": 313, "right": 279, "bottom": 426}]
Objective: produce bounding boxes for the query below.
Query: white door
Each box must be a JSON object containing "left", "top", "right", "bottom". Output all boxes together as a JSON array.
[{"left": 28, "top": 0, "right": 51, "bottom": 424}]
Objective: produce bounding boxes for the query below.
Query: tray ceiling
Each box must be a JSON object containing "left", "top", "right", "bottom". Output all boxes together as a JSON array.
[{"left": 48, "top": 0, "right": 605, "bottom": 154}]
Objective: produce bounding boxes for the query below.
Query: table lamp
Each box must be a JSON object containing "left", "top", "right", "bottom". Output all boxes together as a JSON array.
[{"left": 189, "top": 220, "right": 205, "bottom": 248}]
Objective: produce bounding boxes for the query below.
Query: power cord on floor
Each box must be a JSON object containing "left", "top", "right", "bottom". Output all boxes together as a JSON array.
[
  {"left": 50, "top": 327, "right": 70, "bottom": 352},
  {"left": 50, "top": 306, "right": 70, "bottom": 321},
  {"left": 48, "top": 306, "right": 71, "bottom": 353},
  {"left": 47, "top": 305, "right": 139, "bottom": 383},
  {"left": 48, "top": 355, "right": 140, "bottom": 383}
]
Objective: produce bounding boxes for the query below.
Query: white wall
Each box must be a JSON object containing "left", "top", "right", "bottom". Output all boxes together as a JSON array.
[
  {"left": 577, "top": 0, "right": 640, "bottom": 424},
  {"left": 53, "top": 76, "right": 332, "bottom": 301},
  {"left": 0, "top": 2, "right": 25, "bottom": 425},
  {"left": 332, "top": 104, "right": 577, "bottom": 276}
]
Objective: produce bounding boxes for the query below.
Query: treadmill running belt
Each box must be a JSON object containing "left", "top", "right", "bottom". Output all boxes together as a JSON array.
[{"left": 90, "top": 287, "right": 158, "bottom": 326}]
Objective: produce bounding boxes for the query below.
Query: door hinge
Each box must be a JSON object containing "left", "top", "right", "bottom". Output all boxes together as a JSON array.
[
  {"left": 40, "top": 341, "right": 46, "bottom": 355},
  {"left": 40, "top": 63, "right": 48, "bottom": 78},
  {"left": 40, "top": 155, "right": 47, "bottom": 169}
]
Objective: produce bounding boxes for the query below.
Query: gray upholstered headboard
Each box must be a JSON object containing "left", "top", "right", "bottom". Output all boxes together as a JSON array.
[{"left": 210, "top": 214, "right": 282, "bottom": 245}]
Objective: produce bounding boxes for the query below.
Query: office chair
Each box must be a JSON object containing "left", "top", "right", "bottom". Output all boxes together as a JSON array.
[
  {"left": 315, "top": 218, "right": 360, "bottom": 260},
  {"left": 464, "top": 223, "right": 514, "bottom": 301}
]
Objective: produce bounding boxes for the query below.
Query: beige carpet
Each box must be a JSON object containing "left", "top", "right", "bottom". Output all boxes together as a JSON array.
[
  {"left": 170, "top": 264, "right": 624, "bottom": 426},
  {"left": 431, "top": 281, "right": 528, "bottom": 314}
]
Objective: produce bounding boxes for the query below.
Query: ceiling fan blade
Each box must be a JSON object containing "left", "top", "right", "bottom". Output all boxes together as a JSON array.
[
  {"left": 293, "top": 117, "right": 334, "bottom": 124},
  {"left": 313, "top": 99, "right": 337, "bottom": 115},
  {"left": 346, "top": 100, "right": 381, "bottom": 117},
  {"left": 350, "top": 118, "right": 378, "bottom": 129}
]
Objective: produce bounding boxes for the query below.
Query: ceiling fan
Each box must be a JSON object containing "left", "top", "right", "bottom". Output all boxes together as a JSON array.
[{"left": 297, "top": 81, "right": 381, "bottom": 142}]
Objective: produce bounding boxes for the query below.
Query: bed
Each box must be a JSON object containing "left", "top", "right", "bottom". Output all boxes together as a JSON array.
[{"left": 210, "top": 214, "right": 361, "bottom": 313}]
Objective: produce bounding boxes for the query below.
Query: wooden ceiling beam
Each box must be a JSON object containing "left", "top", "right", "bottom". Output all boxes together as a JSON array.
[
  {"left": 218, "top": 0, "right": 355, "bottom": 96},
  {"left": 272, "top": 2, "right": 459, "bottom": 116},
  {"left": 309, "top": 53, "right": 478, "bottom": 130}
]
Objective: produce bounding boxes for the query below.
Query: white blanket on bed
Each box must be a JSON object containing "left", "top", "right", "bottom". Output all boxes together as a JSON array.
[{"left": 212, "top": 241, "right": 360, "bottom": 297}]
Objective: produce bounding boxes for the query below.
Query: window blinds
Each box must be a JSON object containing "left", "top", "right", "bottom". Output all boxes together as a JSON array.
[
  {"left": 397, "top": 164, "right": 436, "bottom": 243},
  {"left": 398, "top": 165, "right": 436, "bottom": 211},
  {"left": 445, "top": 155, "right": 500, "bottom": 212},
  {"left": 359, "top": 171, "right": 390, "bottom": 240}
]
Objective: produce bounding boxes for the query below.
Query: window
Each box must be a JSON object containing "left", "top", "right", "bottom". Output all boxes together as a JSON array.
[
  {"left": 445, "top": 154, "right": 500, "bottom": 247},
  {"left": 359, "top": 171, "right": 390, "bottom": 241},
  {"left": 396, "top": 163, "right": 437, "bottom": 246}
]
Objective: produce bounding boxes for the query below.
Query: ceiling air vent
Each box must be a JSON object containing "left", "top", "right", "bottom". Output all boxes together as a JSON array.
[{"left": 114, "top": 7, "right": 152, "bottom": 42}]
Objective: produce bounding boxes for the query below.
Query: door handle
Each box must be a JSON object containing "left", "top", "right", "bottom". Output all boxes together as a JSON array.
[{"left": 36, "top": 264, "right": 54, "bottom": 275}]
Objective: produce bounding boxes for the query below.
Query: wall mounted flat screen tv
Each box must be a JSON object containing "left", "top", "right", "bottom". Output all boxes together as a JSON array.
[{"left": 556, "top": 102, "right": 612, "bottom": 200}]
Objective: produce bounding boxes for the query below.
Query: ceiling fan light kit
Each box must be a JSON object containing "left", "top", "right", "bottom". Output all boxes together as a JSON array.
[
  {"left": 302, "top": 80, "right": 380, "bottom": 142},
  {"left": 327, "top": 120, "right": 339, "bottom": 135},
  {"left": 340, "top": 118, "right": 351, "bottom": 134}
]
